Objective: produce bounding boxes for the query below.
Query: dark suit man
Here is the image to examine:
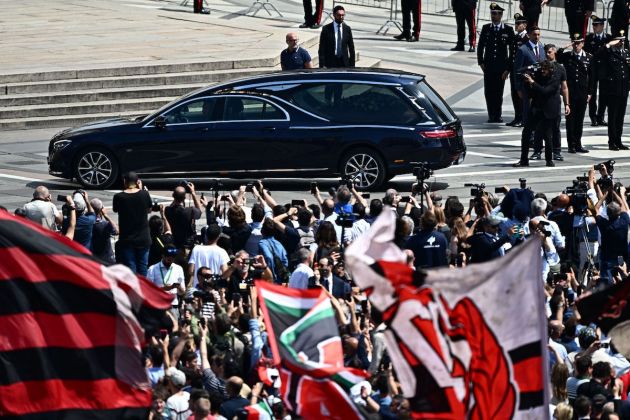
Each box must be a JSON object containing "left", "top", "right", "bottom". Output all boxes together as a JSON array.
[
  {"left": 321, "top": 274, "right": 351, "bottom": 298},
  {"left": 564, "top": 0, "right": 593, "bottom": 39},
  {"left": 519, "top": 0, "right": 547, "bottom": 28},
  {"left": 584, "top": 16, "right": 612, "bottom": 125},
  {"left": 514, "top": 60, "right": 562, "bottom": 167},
  {"left": 318, "top": 5, "right": 355, "bottom": 68},
  {"left": 451, "top": 0, "right": 477, "bottom": 51},
  {"left": 507, "top": 13, "right": 529, "bottom": 126},
  {"left": 557, "top": 34, "right": 593, "bottom": 153},
  {"left": 477, "top": 3, "right": 514, "bottom": 123},
  {"left": 394, "top": 0, "right": 422, "bottom": 42},
  {"left": 597, "top": 35, "right": 630, "bottom": 150},
  {"left": 514, "top": 26, "right": 545, "bottom": 126}
]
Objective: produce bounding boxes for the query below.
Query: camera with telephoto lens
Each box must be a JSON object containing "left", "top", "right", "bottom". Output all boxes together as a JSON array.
[
  {"left": 464, "top": 183, "right": 486, "bottom": 198},
  {"left": 245, "top": 182, "right": 255, "bottom": 193},
  {"left": 538, "top": 220, "right": 552, "bottom": 237},
  {"left": 151, "top": 200, "right": 161, "bottom": 212},
  {"left": 179, "top": 180, "right": 191, "bottom": 193},
  {"left": 597, "top": 176, "right": 614, "bottom": 189},
  {"left": 564, "top": 176, "right": 590, "bottom": 215},
  {"left": 517, "top": 62, "right": 542, "bottom": 77},
  {"left": 594, "top": 159, "right": 615, "bottom": 174},
  {"left": 193, "top": 290, "right": 214, "bottom": 303},
  {"left": 412, "top": 163, "right": 433, "bottom": 180},
  {"left": 335, "top": 212, "right": 356, "bottom": 228}
]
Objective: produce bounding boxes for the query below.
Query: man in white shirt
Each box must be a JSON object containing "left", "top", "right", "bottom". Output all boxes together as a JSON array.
[
  {"left": 289, "top": 248, "right": 314, "bottom": 290},
  {"left": 22, "top": 186, "right": 62, "bottom": 230},
  {"left": 188, "top": 224, "right": 229, "bottom": 287},
  {"left": 147, "top": 245, "right": 185, "bottom": 317},
  {"left": 166, "top": 367, "right": 190, "bottom": 420}
]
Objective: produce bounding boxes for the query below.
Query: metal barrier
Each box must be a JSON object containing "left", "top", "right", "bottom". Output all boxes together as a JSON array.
[
  {"left": 331, "top": 0, "right": 402, "bottom": 34},
  {"left": 245, "top": 0, "right": 283, "bottom": 17}
]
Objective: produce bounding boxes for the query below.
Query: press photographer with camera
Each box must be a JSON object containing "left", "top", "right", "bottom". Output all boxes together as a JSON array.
[
  {"left": 147, "top": 245, "right": 186, "bottom": 318},
  {"left": 113, "top": 172, "right": 153, "bottom": 275},
  {"left": 66, "top": 189, "right": 97, "bottom": 250},
  {"left": 89, "top": 198, "right": 118, "bottom": 264},
  {"left": 405, "top": 210, "right": 448, "bottom": 269},
  {"left": 467, "top": 215, "right": 517, "bottom": 263},
  {"left": 187, "top": 224, "right": 230, "bottom": 288},
  {"left": 165, "top": 181, "right": 202, "bottom": 253},
  {"left": 594, "top": 183, "right": 630, "bottom": 282},
  {"left": 221, "top": 251, "right": 272, "bottom": 303},
  {"left": 22, "top": 186, "right": 63, "bottom": 230},
  {"left": 529, "top": 218, "right": 561, "bottom": 280}
]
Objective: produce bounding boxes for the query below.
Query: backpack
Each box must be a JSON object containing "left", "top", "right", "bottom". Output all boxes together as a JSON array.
[{"left": 289, "top": 226, "right": 315, "bottom": 269}]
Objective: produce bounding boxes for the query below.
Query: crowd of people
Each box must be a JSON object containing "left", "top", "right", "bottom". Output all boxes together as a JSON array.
[{"left": 12, "top": 163, "right": 630, "bottom": 419}]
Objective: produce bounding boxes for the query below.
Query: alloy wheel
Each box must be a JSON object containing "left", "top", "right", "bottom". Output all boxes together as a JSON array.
[
  {"left": 77, "top": 151, "right": 114, "bottom": 187},
  {"left": 344, "top": 153, "right": 381, "bottom": 189}
]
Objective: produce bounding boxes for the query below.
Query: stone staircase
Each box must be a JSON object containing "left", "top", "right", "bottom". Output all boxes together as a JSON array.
[{"left": 0, "top": 53, "right": 380, "bottom": 131}]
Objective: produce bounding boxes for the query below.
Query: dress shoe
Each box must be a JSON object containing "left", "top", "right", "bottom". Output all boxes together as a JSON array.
[
  {"left": 512, "top": 161, "right": 529, "bottom": 167},
  {"left": 530, "top": 152, "right": 542, "bottom": 160},
  {"left": 310, "top": 24, "right": 321, "bottom": 29},
  {"left": 546, "top": 160, "right": 555, "bottom": 167},
  {"left": 553, "top": 154, "right": 564, "bottom": 161},
  {"left": 506, "top": 119, "right": 521, "bottom": 127},
  {"left": 299, "top": 22, "right": 310, "bottom": 28},
  {"left": 575, "top": 147, "right": 589, "bottom": 153},
  {"left": 590, "top": 120, "right": 598, "bottom": 126},
  {"left": 567, "top": 148, "right": 576, "bottom": 153},
  {"left": 496, "top": 117, "right": 503, "bottom": 123},
  {"left": 513, "top": 121, "right": 523, "bottom": 127},
  {"left": 450, "top": 45, "right": 465, "bottom": 51},
  {"left": 619, "top": 144, "right": 629, "bottom": 150},
  {"left": 609, "top": 145, "right": 619, "bottom": 151},
  {"left": 394, "top": 33, "right": 410, "bottom": 41},
  {"left": 598, "top": 119, "right": 608, "bottom": 126},
  {"left": 408, "top": 35, "right": 419, "bottom": 42},
  {"left": 468, "top": 46, "right": 476, "bottom": 52}
]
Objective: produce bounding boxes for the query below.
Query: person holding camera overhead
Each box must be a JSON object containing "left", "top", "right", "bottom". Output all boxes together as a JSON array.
[
  {"left": 68, "top": 189, "right": 96, "bottom": 250},
  {"left": 113, "top": 171, "right": 153, "bottom": 276},
  {"left": 187, "top": 224, "right": 230, "bottom": 288},
  {"left": 165, "top": 181, "right": 202, "bottom": 254}
]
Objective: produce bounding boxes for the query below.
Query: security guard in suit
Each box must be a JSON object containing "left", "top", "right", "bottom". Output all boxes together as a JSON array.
[
  {"left": 597, "top": 31, "right": 630, "bottom": 150},
  {"left": 394, "top": 0, "right": 422, "bottom": 42},
  {"left": 564, "top": 0, "right": 594, "bottom": 39},
  {"left": 584, "top": 16, "right": 612, "bottom": 126},
  {"left": 477, "top": 3, "right": 515, "bottom": 123},
  {"left": 557, "top": 33, "right": 593, "bottom": 153},
  {"left": 507, "top": 13, "right": 529, "bottom": 126}
]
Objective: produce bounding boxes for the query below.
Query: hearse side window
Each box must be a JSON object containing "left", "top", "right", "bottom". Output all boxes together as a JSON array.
[
  {"left": 222, "top": 97, "right": 286, "bottom": 121},
  {"left": 285, "top": 83, "right": 427, "bottom": 125},
  {"left": 162, "top": 98, "right": 219, "bottom": 124},
  {"left": 405, "top": 81, "right": 457, "bottom": 124}
]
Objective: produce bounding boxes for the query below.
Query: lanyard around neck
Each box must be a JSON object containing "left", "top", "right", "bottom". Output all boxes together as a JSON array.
[{"left": 160, "top": 264, "right": 173, "bottom": 285}]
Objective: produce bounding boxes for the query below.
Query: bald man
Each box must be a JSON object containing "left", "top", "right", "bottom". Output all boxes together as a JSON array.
[
  {"left": 220, "top": 377, "right": 250, "bottom": 419},
  {"left": 22, "top": 186, "right": 62, "bottom": 230},
  {"left": 280, "top": 33, "right": 313, "bottom": 70}
]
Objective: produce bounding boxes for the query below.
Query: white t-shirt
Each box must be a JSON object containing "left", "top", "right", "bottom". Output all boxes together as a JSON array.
[
  {"left": 289, "top": 263, "right": 314, "bottom": 289},
  {"left": 146, "top": 261, "right": 185, "bottom": 305},
  {"left": 166, "top": 391, "right": 190, "bottom": 420},
  {"left": 188, "top": 244, "right": 229, "bottom": 287},
  {"left": 22, "top": 200, "right": 60, "bottom": 230}
]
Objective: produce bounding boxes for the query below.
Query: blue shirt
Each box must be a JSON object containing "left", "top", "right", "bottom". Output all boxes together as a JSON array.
[
  {"left": 74, "top": 213, "right": 97, "bottom": 250},
  {"left": 405, "top": 230, "right": 449, "bottom": 269},
  {"left": 280, "top": 47, "right": 311, "bottom": 70}
]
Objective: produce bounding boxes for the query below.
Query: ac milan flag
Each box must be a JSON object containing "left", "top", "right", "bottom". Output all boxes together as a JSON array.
[
  {"left": 577, "top": 277, "right": 630, "bottom": 358},
  {"left": 345, "top": 209, "right": 549, "bottom": 420},
  {"left": 0, "top": 211, "right": 173, "bottom": 419},
  {"left": 255, "top": 281, "right": 367, "bottom": 420}
]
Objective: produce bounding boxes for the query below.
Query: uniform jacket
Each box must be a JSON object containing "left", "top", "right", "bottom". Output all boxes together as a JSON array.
[
  {"left": 318, "top": 22, "right": 356, "bottom": 68},
  {"left": 477, "top": 22, "right": 515, "bottom": 72},
  {"left": 596, "top": 46, "right": 630, "bottom": 96},
  {"left": 514, "top": 40, "right": 545, "bottom": 90},
  {"left": 510, "top": 31, "right": 529, "bottom": 71},
  {"left": 585, "top": 32, "right": 612, "bottom": 81},
  {"left": 556, "top": 49, "right": 594, "bottom": 99}
]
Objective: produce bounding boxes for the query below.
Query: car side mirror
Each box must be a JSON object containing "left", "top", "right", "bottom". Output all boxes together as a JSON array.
[{"left": 154, "top": 116, "right": 167, "bottom": 129}]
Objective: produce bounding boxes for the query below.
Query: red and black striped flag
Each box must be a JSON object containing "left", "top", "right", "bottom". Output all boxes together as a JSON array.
[
  {"left": 0, "top": 210, "right": 173, "bottom": 419},
  {"left": 346, "top": 209, "right": 549, "bottom": 419},
  {"left": 256, "top": 281, "right": 368, "bottom": 420}
]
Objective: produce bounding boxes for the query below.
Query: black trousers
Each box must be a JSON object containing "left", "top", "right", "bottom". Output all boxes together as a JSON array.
[
  {"left": 533, "top": 113, "right": 561, "bottom": 154},
  {"left": 401, "top": 0, "right": 421, "bottom": 37},
  {"left": 589, "top": 80, "right": 607, "bottom": 122},
  {"left": 607, "top": 94, "right": 629, "bottom": 146},
  {"left": 303, "top": 0, "right": 324, "bottom": 25},
  {"left": 566, "top": 98, "right": 587, "bottom": 149},
  {"left": 484, "top": 70, "right": 506, "bottom": 120},
  {"left": 509, "top": 73, "right": 523, "bottom": 122},
  {"left": 565, "top": 8, "right": 587, "bottom": 38},
  {"left": 454, "top": 7, "right": 475, "bottom": 47},
  {"left": 523, "top": 9, "right": 540, "bottom": 29},
  {"left": 520, "top": 108, "right": 554, "bottom": 162}
]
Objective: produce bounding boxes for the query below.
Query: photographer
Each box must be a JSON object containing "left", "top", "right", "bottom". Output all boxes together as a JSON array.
[
  {"left": 467, "top": 215, "right": 516, "bottom": 263},
  {"left": 530, "top": 218, "right": 561, "bottom": 281},
  {"left": 113, "top": 172, "right": 153, "bottom": 275},
  {"left": 188, "top": 224, "right": 230, "bottom": 288},
  {"left": 148, "top": 205, "right": 173, "bottom": 267},
  {"left": 221, "top": 251, "right": 272, "bottom": 303},
  {"left": 594, "top": 186, "right": 630, "bottom": 282},
  {"left": 69, "top": 190, "right": 96, "bottom": 250},
  {"left": 22, "top": 186, "right": 63, "bottom": 230},
  {"left": 405, "top": 211, "right": 448, "bottom": 269},
  {"left": 531, "top": 197, "right": 565, "bottom": 252},
  {"left": 165, "top": 181, "right": 202, "bottom": 253},
  {"left": 90, "top": 198, "right": 119, "bottom": 264},
  {"left": 147, "top": 245, "right": 186, "bottom": 318},
  {"left": 258, "top": 218, "right": 289, "bottom": 284}
]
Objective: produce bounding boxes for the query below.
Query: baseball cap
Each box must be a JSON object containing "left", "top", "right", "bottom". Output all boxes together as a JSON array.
[
  {"left": 167, "top": 367, "right": 186, "bottom": 387},
  {"left": 72, "top": 192, "right": 86, "bottom": 213}
]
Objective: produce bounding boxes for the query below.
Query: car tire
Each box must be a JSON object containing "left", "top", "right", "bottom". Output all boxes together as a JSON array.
[
  {"left": 341, "top": 148, "right": 386, "bottom": 190},
  {"left": 74, "top": 148, "right": 119, "bottom": 189}
]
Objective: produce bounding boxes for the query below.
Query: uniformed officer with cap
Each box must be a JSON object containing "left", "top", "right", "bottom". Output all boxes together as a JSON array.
[
  {"left": 584, "top": 15, "right": 612, "bottom": 126},
  {"left": 564, "top": 0, "right": 593, "bottom": 40},
  {"left": 507, "top": 13, "right": 529, "bottom": 126},
  {"left": 478, "top": 3, "right": 515, "bottom": 123},
  {"left": 596, "top": 30, "right": 630, "bottom": 150},
  {"left": 394, "top": 0, "right": 422, "bottom": 42},
  {"left": 557, "top": 33, "right": 593, "bottom": 153},
  {"left": 451, "top": 0, "right": 478, "bottom": 51}
]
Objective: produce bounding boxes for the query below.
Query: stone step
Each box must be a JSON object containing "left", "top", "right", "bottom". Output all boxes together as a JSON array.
[
  {"left": 2, "top": 67, "right": 278, "bottom": 95},
  {"left": 0, "top": 97, "right": 175, "bottom": 119},
  {"left": 0, "top": 84, "right": 207, "bottom": 107},
  {"left": 0, "top": 110, "right": 152, "bottom": 131}
]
